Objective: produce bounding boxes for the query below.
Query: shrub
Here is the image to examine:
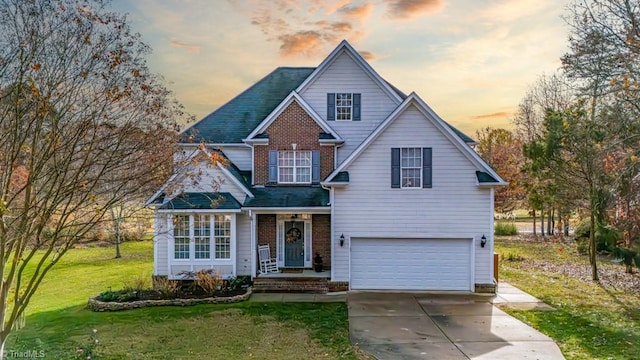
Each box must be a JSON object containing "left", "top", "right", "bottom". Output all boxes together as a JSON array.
[
  {"left": 504, "top": 252, "right": 524, "bottom": 262},
  {"left": 123, "top": 273, "right": 150, "bottom": 292},
  {"left": 97, "top": 290, "right": 139, "bottom": 302},
  {"left": 576, "top": 237, "right": 589, "bottom": 255},
  {"left": 153, "top": 277, "right": 180, "bottom": 299},
  {"left": 494, "top": 222, "right": 518, "bottom": 236},
  {"left": 194, "top": 269, "right": 223, "bottom": 295},
  {"left": 573, "top": 219, "right": 620, "bottom": 253},
  {"left": 227, "top": 276, "right": 251, "bottom": 291}
]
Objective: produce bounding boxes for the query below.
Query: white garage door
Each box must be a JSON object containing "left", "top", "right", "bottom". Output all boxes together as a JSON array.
[{"left": 350, "top": 238, "right": 472, "bottom": 291}]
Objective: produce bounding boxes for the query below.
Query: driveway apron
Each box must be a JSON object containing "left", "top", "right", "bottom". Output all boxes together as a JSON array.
[{"left": 348, "top": 291, "right": 565, "bottom": 360}]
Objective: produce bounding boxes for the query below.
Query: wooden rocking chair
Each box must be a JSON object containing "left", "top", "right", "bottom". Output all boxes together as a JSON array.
[{"left": 258, "top": 244, "right": 279, "bottom": 274}]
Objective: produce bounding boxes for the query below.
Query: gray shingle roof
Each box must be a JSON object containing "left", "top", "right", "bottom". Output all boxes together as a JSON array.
[
  {"left": 183, "top": 67, "right": 315, "bottom": 143},
  {"left": 159, "top": 192, "right": 241, "bottom": 210},
  {"left": 182, "top": 67, "right": 475, "bottom": 145},
  {"left": 476, "top": 171, "right": 499, "bottom": 183},
  {"left": 243, "top": 186, "right": 329, "bottom": 208}
]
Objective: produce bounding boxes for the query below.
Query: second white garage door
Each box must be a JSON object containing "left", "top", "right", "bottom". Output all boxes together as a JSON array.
[{"left": 350, "top": 238, "right": 472, "bottom": 291}]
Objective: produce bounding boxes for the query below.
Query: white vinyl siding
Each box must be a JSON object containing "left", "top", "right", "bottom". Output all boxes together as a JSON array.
[
  {"left": 154, "top": 213, "right": 169, "bottom": 275},
  {"left": 298, "top": 51, "right": 400, "bottom": 164},
  {"left": 236, "top": 214, "right": 252, "bottom": 276},
  {"left": 179, "top": 161, "right": 248, "bottom": 204},
  {"left": 218, "top": 147, "right": 251, "bottom": 171},
  {"left": 332, "top": 105, "right": 493, "bottom": 284}
]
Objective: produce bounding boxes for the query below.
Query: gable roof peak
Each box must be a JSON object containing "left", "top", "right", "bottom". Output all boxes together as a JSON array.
[{"left": 295, "top": 41, "right": 403, "bottom": 104}]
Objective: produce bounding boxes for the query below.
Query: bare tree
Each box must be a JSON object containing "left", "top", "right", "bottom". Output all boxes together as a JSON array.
[{"left": 0, "top": 0, "right": 188, "bottom": 355}]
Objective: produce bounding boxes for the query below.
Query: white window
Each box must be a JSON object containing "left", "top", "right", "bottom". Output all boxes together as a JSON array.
[
  {"left": 194, "top": 215, "right": 210, "bottom": 259},
  {"left": 173, "top": 215, "right": 190, "bottom": 259},
  {"left": 214, "top": 215, "right": 231, "bottom": 259},
  {"left": 401, "top": 148, "right": 422, "bottom": 188},
  {"left": 278, "top": 151, "right": 311, "bottom": 184},
  {"left": 336, "top": 93, "right": 352, "bottom": 121},
  {"left": 172, "top": 214, "right": 232, "bottom": 260}
]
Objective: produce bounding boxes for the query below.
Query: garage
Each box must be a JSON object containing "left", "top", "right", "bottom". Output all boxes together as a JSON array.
[{"left": 350, "top": 238, "right": 473, "bottom": 291}]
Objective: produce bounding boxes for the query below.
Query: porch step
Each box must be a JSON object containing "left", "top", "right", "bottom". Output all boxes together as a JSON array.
[{"left": 253, "top": 277, "right": 329, "bottom": 294}]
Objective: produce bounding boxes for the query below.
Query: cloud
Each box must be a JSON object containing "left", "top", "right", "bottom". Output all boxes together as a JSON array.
[
  {"left": 169, "top": 38, "right": 200, "bottom": 54},
  {"left": 471, "top": 111, "right": 511, "bottom": 120},
  {"left": 338, "top": 3, "right": 374, "bottom": 19},
  {"left": 330, "top": 21, "right": 352, "bottom": 32},
  {"left": 383, "top": 0, "right": 445, "bottom": 20},
  {"left": 278, "top": 31, "right": 324, "bottom": 56},
  {"left": 358, "top": 50, "right": 376, "bottom": 60}
]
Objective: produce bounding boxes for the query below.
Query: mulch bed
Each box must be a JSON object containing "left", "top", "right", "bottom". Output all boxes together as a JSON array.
[{"left": 503, "top": 235, "right": 640, "bottom": 294}]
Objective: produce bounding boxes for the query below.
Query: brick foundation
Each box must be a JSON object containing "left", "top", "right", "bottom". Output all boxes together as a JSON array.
[{"left": 474, "top": 283, "right": 497, "bottom": 294}]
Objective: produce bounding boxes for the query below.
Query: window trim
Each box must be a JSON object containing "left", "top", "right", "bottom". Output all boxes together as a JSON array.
[
  {"left": 278, "top": 150, "right": 312, "bottom": 184},
  {"left": 171, "top": 214, "right": 234, "bottom": 261}
]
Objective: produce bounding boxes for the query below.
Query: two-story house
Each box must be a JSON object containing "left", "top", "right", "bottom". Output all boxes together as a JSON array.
[{"left": 147, "top": 41, "right": 506, "bottom": 292}]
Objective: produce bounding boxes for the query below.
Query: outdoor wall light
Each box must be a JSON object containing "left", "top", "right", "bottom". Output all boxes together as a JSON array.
[
  {"left": 340, "top": 234, "right": 345, "bottom": 247},
  {"left": 480, "top": 235, "right": 487, "bottom": 248}
]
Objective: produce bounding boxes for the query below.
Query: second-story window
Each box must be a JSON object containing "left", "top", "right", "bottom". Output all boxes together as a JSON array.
[
  {"left": 278, "top": 150, "right": 311, "bottom": 183},
  {"left": 336, "top": 93, "right": 353, "bottom": 120},
  {"left": 327, "top": 93, "right": 361, "bottom": 121}
]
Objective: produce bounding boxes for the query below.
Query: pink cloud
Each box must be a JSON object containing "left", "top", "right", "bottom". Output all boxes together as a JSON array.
[
  {"left": 471, "top": 111, "right": 511, "bottom": 120},
  {"left": 278, "top": 31, "right": 323, "bottom": 56},
  {"left": 358, "top": 50, "right": 376, "bottom": 60},
  {"left": 169, "top": 38, "right": 200, "bottom": 54},
  {"left": 384, "top": 0, "right": 445, "bottom": 20},
  {"left": 338, "top": 3, "right": 374, "bottom": 19}
]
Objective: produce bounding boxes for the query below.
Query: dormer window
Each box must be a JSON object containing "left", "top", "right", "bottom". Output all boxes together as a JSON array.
[{"left": 327, "top": 93, "right": 361, "bottom": 121}]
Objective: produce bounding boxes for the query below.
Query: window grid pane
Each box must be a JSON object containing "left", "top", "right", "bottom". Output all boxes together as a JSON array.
[
  {"left": 214, "top": 215, "right": 231, "bottom": 259},
  {"left": 336, "top": 93, "right": 352, "bottom": 121},
  {"left": 278, "top": 151, "right": 311, "bottom": 183},
  {"left": 194, "top": 215, "right": 210, "bottom": 259},
  {"left": 173, "top": 215, "right": 190, "bottom": 259},
  {"left": 401, "top": 148, "right": 422, "bottom": 188}
]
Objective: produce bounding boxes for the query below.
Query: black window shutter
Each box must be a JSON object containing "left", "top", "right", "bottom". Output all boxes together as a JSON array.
[
  {"left": 423, "top": 147, "right": 432, "bottom": 188},
  {"left": 353, "top": 93, "right": 361, "bottom": 121},
  {"left": 268, "top": 150, "right": 278, "bottom": 183},
  {"left": 391, "top": 148, "right": 400, "bottom": 188},
  {"left": 327, "top": 93, "right": 335, "bottom": 121},
  {"left": 311, "top": 150, "right": 320, "bottom": 183}
]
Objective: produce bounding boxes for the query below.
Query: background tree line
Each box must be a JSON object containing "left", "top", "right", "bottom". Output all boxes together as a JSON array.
[{"left": 476, "top": 0, "right": 640, "bottom": 281}]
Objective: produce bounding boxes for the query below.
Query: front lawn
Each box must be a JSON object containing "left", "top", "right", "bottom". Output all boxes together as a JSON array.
[
  {"left": 495, "top": 236, "right": 640, "bottom": 360},
  {"left": 8, "top": 242, "right": 364, "bottom": 359}
]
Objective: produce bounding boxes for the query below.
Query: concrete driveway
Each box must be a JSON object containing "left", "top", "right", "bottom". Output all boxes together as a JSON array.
[{"left": 348, "top": 286, "right": 565, "bottom": 359}]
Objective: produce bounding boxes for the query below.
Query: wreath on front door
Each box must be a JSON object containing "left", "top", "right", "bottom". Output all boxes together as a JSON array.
[{"left": 286, "top": 227, "right": 302, "bottom": 243}]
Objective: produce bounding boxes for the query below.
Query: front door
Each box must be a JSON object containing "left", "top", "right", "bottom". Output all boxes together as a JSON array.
[{"left": 284, "top": 221, "right": 304, "bottom": 267}]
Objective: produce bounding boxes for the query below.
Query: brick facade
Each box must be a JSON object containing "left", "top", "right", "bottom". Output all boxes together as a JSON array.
[
  {"left": 312, "top": 214, "right": 331, "bottom": 270},
  {"left": 256, "top": 213, "right": 331, "bottom": 269},
  {"left": 254, "top": 101, "right": 334, "bottom": 185},
  {"left": 257, "top": 214, "right": 277, "bottom": 260}
]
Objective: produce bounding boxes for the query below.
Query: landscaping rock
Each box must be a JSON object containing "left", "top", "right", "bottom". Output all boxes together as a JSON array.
[{"left": 87, "top": 287, "right": 252, "bottom": 311}]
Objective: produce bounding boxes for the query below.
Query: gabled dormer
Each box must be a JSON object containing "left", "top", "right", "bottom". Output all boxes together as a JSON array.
[{"left": 244, "top": 92, "right": 342, "bottom": 186}]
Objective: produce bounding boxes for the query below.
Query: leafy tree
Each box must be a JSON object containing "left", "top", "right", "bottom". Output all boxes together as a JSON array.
[
  {"left": 474, "top": 127, "right": 526, "bottom": 213},
  {"left": 0, "top": 0, "right": 187, "bottom": 354}
]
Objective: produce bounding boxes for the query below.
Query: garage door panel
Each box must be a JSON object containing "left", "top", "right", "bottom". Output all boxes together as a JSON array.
[{"left": 350, "top": 238, "right": 471, "bottom": 291}]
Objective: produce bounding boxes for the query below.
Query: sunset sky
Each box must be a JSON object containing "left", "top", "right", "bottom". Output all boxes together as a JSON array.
[{"left": 111, "top": 0, "right": 572, "bottom": 135}]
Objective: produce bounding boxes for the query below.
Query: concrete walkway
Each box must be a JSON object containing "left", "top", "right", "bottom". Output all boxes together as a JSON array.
[{"left": 348, "top": 283, "right": 565, "bottom": 360}]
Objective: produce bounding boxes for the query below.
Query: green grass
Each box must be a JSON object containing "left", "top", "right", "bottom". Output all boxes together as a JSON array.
[
  {"left": 496, "top": 237, "right": 640, "bottom": 360},
  {"left": 7, "top": 242, "right": 363, "bottom": 359}
]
